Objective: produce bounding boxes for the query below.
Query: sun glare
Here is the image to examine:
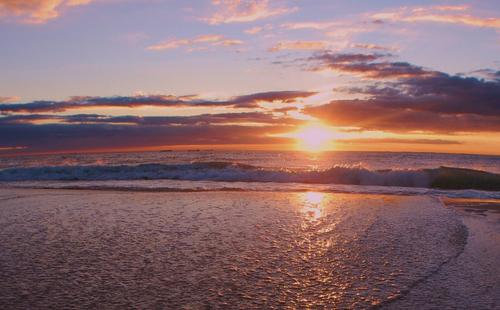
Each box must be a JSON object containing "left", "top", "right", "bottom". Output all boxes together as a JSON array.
[
  {"left": 293, "top": 123, "right": 336, "bottom": 152},
  {"left": 301, "top": 192, "right": 326, "bottom": 221}
]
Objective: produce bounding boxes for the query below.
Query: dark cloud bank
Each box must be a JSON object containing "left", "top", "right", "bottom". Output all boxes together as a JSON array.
[
  {"left": 305, "top": 52, "right": 500, "bottom": 133},
  {"left": 0, "top": 91, "right": 313, "bottom": 153}
]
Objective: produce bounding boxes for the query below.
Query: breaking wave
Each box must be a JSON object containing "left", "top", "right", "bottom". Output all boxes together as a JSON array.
[{"left": 0, "top": 161, "right": 499, "bottom": 191}]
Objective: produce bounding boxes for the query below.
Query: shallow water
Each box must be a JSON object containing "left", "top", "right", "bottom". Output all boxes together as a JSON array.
[{"left": 0, "top": 189, "right": 468, "bottom": 309}]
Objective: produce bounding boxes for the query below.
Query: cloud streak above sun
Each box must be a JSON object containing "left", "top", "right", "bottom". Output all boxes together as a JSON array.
[{"left": 0, "top": 111, "right": 303, "bottom": 127}]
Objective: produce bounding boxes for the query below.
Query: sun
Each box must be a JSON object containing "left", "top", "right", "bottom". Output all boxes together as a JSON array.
[{"left": 292, "top": 122, "right": 336, "bottom": 152}]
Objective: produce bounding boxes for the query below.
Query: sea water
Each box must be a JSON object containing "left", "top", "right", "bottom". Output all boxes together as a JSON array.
[{"left": 0, "top": 150, "right": 499, "bottom": 198}]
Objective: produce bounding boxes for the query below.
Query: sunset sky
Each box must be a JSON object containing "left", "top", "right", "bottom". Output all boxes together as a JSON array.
[{"left": 0, "top": 0, "right": 499, "bottom": 155}]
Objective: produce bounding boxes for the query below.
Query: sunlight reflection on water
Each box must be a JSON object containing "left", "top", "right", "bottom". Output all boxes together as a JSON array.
[{"left": 301, "top": 192, "right": 326, "bottom": 221}]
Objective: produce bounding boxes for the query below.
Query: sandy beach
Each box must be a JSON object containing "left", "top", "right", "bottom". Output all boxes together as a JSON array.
[{"left": 0, "top": 188, "right": 499, "bottom": 309}]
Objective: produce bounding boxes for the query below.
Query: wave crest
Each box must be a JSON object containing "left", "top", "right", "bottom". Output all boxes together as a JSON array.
[{"left": 0, "top": 161, "right": 499, "bottom": 191}]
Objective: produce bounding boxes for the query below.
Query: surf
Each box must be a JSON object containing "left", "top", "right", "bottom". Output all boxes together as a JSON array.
[{"left": 1, "top": 162, "right": 499, "bottom": 191}]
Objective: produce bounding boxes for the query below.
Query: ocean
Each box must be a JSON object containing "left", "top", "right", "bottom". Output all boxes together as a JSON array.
[{"left": 1, "top": 150, "right": 499, "bottom": 198}]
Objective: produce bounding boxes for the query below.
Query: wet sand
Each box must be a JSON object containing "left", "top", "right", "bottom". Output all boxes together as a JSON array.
[
  {"left": 0, "top": 188, "right": 498, "bottom": 309},
  {"left": 385, "top": 198, "right": 500, "bottom": 309}
]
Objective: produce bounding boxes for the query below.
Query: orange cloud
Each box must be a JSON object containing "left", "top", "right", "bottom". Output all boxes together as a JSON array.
[
  {"left": 206, "top": 0, "right": 297, "bottom": 24},
  {"left": 245, "top": 26, "right": 264, "bottom": 34},
  {"left": 0, "top": 0, "right": 93, "bottom": 24},
  {"left": 147, "top": 34, "right": 243, "bottom": 51},
  {"left": 351, "top": 43, "right": 397, "bottom": 52},
  {"left": 432, "top": 5, "right": 469, "bottom": 12},
  {"left": 371, "top": 5, "right": 500, "bottom": 28},
  {"left": 282, "top": 21, "right": 339, "bottom": 30},
  {"left": 244, "top": 24, "right": 273, "bottom": 35},
  {"left": 0, "top": 96, "right": 20, "bottom": 103},
  {"left": 282, "top": 20, "right": 379, "bottom": 49},
  {"left": 268, "top": 40, "right": 328, "bottom": 52},
  {"left": 338, "top": 138, "right": 461, "bottom": 145},
  {"left": 0, "top": 146, "right": 26, "bottom": 151}
]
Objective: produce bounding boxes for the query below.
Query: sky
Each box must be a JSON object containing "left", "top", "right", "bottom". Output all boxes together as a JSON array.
[{"left": 0, "top": 0, "right": 499, "bottom": 155}]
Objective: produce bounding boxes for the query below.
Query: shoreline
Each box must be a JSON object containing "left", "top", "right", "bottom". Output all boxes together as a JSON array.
[{"left": 2, "top": 181, "right": 500, "bottom": 201}]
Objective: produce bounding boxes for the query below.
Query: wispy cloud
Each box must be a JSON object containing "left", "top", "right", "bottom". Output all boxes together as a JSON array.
[
  {"left": 350, "top": 43, "right": 397, "bottom": 52},
  {"left": 468, "top": 69, "right": 500, "bottom": 82},
  {"left": 244, "top": 24, "right": 273, "bottom": 34},
  {"left": 282, "top": 19, "right": 382, "bottom": 49},
  {"left": 245, "top": 26, "right": 264, "bottom": 34},
  {"left": 0, "top": 91, "right": 317, "bottom": 113},
  {"left": 282, "top": 20, "right": 381, "bottom": 36},
  {"left": 268, "top": 40, "right": 329, "bottom": 52},
  {"left": 0, "top": 112, "right": 303, "bottom": 127},
  {"left": 205, "top": 0, "right": 297, "bottom": 25},
  {"left": 147, "top": 34, "right": 243, "bottom": 51},
  {"left": 307, "top": 52, "right": 434, "bottom": 79},
  {"left": 370, "top": 5, "right": 500, "bottom": 28},
  {"left": 282, "top": 21, "right": 339, "bottom": 30},
  {"left": 0, "top": 0, "right": 94, "bottom": 24},
  {"left": 338, "top": 138, "right": 462, "bottom": 145},
  {"left": 0, "top": 146, "right": 26, "bottom": 151},
  {"left": 0, "top": 96, "right": 20, "bottom": 103}
]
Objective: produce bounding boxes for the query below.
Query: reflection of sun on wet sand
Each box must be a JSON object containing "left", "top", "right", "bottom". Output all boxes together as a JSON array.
[
  {"left": 300, "top": 192, "right": 326, "bottom": 221},
  {"left": 0, "top": 188, "right": 498, "bottom": 308}
]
